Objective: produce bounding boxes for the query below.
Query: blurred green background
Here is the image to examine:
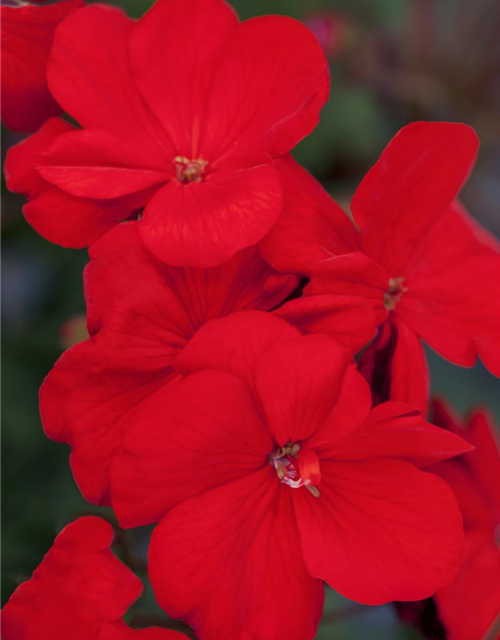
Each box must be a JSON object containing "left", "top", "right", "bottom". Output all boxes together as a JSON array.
[{"left": 2, "top": 0, "right": 500, "bottom": 637}]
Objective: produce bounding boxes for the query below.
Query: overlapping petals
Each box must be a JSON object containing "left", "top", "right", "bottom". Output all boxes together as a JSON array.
[
  {"left": 1, "top": 0, "right": 83, "bottom": 131},
  {"left": 40, "top": 224, "right": 297, "bottom": 504},
  {"left": 0, "top": 516, "right": 187, "bottom": 640},
  {"left": 110, "top": 312, "right": 471, "bottom": 640},
  {"left": 430, "top": 400, "right": 500, "bottom": 640},
  {"left": 6, "top": 0, "right": 330, "bottom": 266}
]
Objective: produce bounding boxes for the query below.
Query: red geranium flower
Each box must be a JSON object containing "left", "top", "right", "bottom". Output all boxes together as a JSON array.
[
  {"left": 109, "top": 312, "right": 471, "bottom": 640},
  {"left": 4, "top": 0, "right": 329, "bottom": 266},
  {"left": 1, "top": 0, "right": 83, "bottom": 131},
  {"left": 40, "top": 223, "right": 375, "bottom": 506},
  {"left": 1, "top": 516, "right": 187, "bottom": 640},
  {"left": 431, "top": 399, "right": 500, "bottom": 640},
  {"left": 261, "top": 122, "right": 500, "bottom": 413},
  {"left": 39, "top": 223, "right": 296, "bottom": 504}
]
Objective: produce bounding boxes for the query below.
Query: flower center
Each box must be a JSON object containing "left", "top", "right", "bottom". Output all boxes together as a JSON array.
[
  {"left": 173, "top": 156, "right": 208, "bottom": 183},
  {"left": 384, "top": 276, "right": 407, "bottom": 311},
  {"left": 269, "top": 442, "right": 321, "bottom": 497}
]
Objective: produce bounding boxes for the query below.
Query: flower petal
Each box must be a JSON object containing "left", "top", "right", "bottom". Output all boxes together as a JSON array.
[
  {"left": 40, "top": 338, "right": 177, "bottom": 505},
  {"left": 5, "top": 118, "right": 134, "bottom": 247},
  {"left": 111, "top": 370, "right": 272, "bottom": 528},
  {"left": 276, "top": 294, "right": 377, "bottom": 353},
  {"left": 175, "top": 311, "right": 301, "bottom": 394},
  {"left": 1, "top": 1, "right": 82, "bottom": 131},
  {"left": 149, "top": 471, "right": 324, "bottom": 640},
  {"left": 1, "top": 517, "right": 142, "bottom": 639},
  {"left": 397, "top": 202, "right": 500, "bottom": 376},
  {"left": 39, "top": 130, "right": 169, "bottom": 199},
  {"left": 431, "top": 400, "right": 500, "bottom": 527},
  {"left": 435, "top": 532, "right": 500, "bottom": 640},
  {"left": 293, "top": 459, "right": 465, "bottom": 604},
  {"left": 260, "top": 155, "right": 359, "bottom": 273},
  {"left": 353, "top": 122, "right": 479, "bottom": 273},
  {"left": 327, "top": 401, "right": 474, "bottom": 466},
  {"left": 47, "top": 4, "right": 171, "bottom": 158},
  {"left": 255, "top": 334, "right": 351, "bottom": 444},
  {"left": 129, "top": 0, "right": 238, "bottom": 155},
  {"left": 305, "top": 252, "right": 388, "bottom": 325},
  {"left": 202, "top": 16, "right": 329, "bottom": 158},
  {"left": 87, "top": 224, "right": 298, "bottom": 334},
  {"left": 139, "top": 159, "right": 283, "bottom": 267}
]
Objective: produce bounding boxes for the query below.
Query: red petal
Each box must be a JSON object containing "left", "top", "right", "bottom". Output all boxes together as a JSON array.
[
  {"left": 276, "top": 294, "right": 377, "bottom": 353},
  {"left": 397, "top": 202, "right": 500, "bottom": 376},
  {"left": 255, "top": 334, "right": 350, "bottom": 444},
  {"left": 40, "top": 338, "right": 177, "bottom": 505},
  {"left": 111, "top": 370, "right": 271, "bottom": 528},
  {"left": 201, "top": 16, "right": 329, "bottom": 158},
  {"left": 139, "top": 159, "right": 283, "bottom": 267},
  {"left": 435, "top": 532, "right": 500, "bottom": 640},
  {"left": 149, "top": 471, "right": 324, "bottom": 640},
  {"left": 358, "top": 317, "right": 430, "bottom": 414},
  {"left": 4, "top": 118, "right": 133, "bottom": 247},
  {"left": 260, "top": 155, "right": 359, "bottom": 273},
  {"left": 326, "top": 401, "right": 474, "bottom": 467},
  {"left": 1, "top": 517, "right": 142, "bottom": 640},
  {"left": 175, "top": 311, "right": 301, "bottom": 395},
  {"left": 307, "top": 365, "right": 373, "bottom": 450},
  {"left": 353, "top": 122, "right": 479, "bottom": 273},
  {"left": 431, "top": 399, "right": 500, "bottom": 526},
  {"left": 47, "top": 4, "right": 171, "bottom": 158},
  {"left": 129, "top": 0, "right": 238, "bottom": 156},
  {"left": 87, "top": 224, "right": 297, "bottom": 334},
  {"left": 39, "top": 130, "right": 169, "bottom": 198},
  {"left": 1, "top": 1, "right": 83, "bottom": 131},
  {"left": 305, "top": 252, "right": 388, "bottom": 325},
  {"left": 293, "top": 459, "right": 465, "bottom": 604}
]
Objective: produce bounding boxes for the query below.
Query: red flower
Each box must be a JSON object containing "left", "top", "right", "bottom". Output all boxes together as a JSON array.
[
  {"left": 1, "top": 516, "right": 187, "bottom": 640},
  {"left": 5, "top": 0, "right": 329, "bottom": 267},
  {"left": 39, "top": 223, "right": 297, "bottom": 505},
  {"left": 261, "top": 122, "right": 500, "bottom": 413},
  {"left": 431, "top": 399, "right": 500, "bottom": 640},
  {"left": 1, "top": 0, "right": 83, "bottom": 131},
  {"left": 109, "top": 312, "right": 471, "bottom": 640},
  {"left": 40, "top": 223, "right": 375, "bottom": 506}
]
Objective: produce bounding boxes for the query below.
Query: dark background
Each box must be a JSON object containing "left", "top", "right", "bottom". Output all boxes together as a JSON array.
[{"left": 2, "top": 0, "right": 500, "bottom": 637}]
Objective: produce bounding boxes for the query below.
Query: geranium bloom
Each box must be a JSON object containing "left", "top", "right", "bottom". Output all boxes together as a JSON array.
[
  {"left": 4, "top": 0, "right": 329, "bottom": 267},
  {"left": 431, "top": 400, "right": 500, "bottom": 640},
  {"left": 40, "top": 223, "right": 374, "bottom": 506},
  {"left": 1, "top": 516, "right": 187, "bottom": 640},
  {"left": 261, "top": 122, "right": 500, "bottom": 413},
  {"left": 110, "top": 312, "right": 471, "bottom": 640},
  {"left": 1, "top": 0, "right": 83, "bottom": 131}
]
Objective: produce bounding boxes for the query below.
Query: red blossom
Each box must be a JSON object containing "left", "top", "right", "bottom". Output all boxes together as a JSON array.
[
  {"left": 4, "top": 0, "right": 330, "bottom": 267},
  {"left": 108, "top": 311, "right": 472, "bottom": 640},
  {"left": 431, "top": 400, "right": 500, "bottom": 640},
  {"left": 39, "top": 220, "right": 377, "bottom": 506},
  {"left": 0, "top": 516, "right": 187, "bottom": 640},
  {"left": 261, "top": 122, "right": 500, "bottom": 413},
  {"left": 1, "top": 0, "right": 83, "bottom": 131},
  {"left": 39, "top": 223, "right": 299, "bottom": 505}
]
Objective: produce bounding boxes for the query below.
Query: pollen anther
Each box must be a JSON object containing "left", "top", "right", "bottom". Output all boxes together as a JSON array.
[
  {"left": 384, "top": 276, "right": 408, "bottom": 311},
  {"left": 269, "top": 442, "right": 321, "bottom": 497},
  {"left": 173, "top": 156, "right": 208, "bottom": 183}
]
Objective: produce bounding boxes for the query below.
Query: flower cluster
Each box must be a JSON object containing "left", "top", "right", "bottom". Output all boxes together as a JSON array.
[{"left": 1, "top": 0, "right": 499, "bottom": 639}]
